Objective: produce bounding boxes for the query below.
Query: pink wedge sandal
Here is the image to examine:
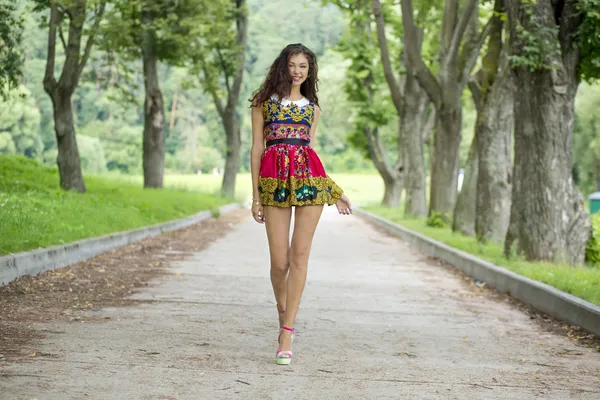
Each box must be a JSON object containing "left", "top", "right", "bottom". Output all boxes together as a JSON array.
[{"left": 276, "top": 326, "right": 294, "bottom": 365}]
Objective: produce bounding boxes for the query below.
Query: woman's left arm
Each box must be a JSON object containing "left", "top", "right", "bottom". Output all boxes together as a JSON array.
[{"left": 309, "top": 105, "right": 321, "bottom": 146}]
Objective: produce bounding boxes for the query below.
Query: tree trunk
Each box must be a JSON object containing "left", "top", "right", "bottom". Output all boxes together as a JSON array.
[
  {"left": 382, "top": 175, "right": 403, "bottom": 206},
  {"left": 221, "top": 118, "right": 241, "bottom": 198},
  {"left": 401, "top": 0, "right": 489, "bottom": 220},
  {"left": 371, "top": 0, "right": 410, "bottom": 209},
  {"left": 505, "top": 69, "right": 588, "bottom": 263},
  {"left": 170, "top": 92, "right": 178, "bottom": 131},
  {"left": 505, "top": 0, "right": 590, "bottom": 264},
  {"left": 592, "top": 154, "right": 600, "bottom": 192},
  {"left": 42, "top": 1, "right": 106, "bottom": 192},
  {"left": 429, "top": 104, "right": 462, "bottom": 219},
  {"left": 452, "top": 136, "right": 477, "bottom": 235},
  {"left": 52, "top": 93, "right": 86, "bottom": 192},
  {"left": 209, "top": 0, "right": 247, "bottom": 198},
  {"left": 467, "top": 0, "right": 513, "bottom": 243},
  {"left": 403, "top": 76, "right": 429, "bottom": 217},
  {"left": 475, "top": 61, "right": 513, "bottom": 243},
  {"left": 364, "top": 125, "right": 403, "bottom": 207},
  {"left": 383, "top": 120, "right": 403, "bottom": 207},
  {"left": 141, "top": 10, "right": 165, "bottom": 189}
]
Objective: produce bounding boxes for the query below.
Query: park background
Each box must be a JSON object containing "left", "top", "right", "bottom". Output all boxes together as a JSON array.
[{"left": 2, "top": 0, "right": 600, "bottom": 307}]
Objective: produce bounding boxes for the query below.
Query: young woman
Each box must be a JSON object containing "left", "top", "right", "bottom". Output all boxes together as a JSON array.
[{"left": 249, "top": 43, "right": 352, "bottom": 365}]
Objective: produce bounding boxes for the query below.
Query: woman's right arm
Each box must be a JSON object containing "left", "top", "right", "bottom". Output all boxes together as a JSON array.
[{"left": 250, "top": 105, "right": 265, "bottom": 222}]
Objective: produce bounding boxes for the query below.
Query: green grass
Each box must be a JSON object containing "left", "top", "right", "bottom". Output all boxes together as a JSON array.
[
  {"left": 102, "top": 171, "right": 387, "bottom": 207},
  {"left": 367, "top": 206, "right": 600, "bottom": 306},
  {"left": 5, "top": 153, "right": 599, "bottom": 305},
  {"left": 0, "top": 155, "right": 231, "bottom": 255},
  {"left": 1, "top": 155, "right": 384, "bottom": 256}
]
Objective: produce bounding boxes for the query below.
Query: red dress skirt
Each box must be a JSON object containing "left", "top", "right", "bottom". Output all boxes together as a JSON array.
[{"left": 258, "top": 98, "right": 343, "bottom": 207}]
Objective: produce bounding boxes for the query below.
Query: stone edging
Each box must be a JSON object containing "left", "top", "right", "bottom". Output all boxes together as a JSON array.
[
  {"left": 355, "top": 207, "right": 600, "bottom": 337},
  {"left": 0, "top": 202, "right": 244, "bottom": 286}
]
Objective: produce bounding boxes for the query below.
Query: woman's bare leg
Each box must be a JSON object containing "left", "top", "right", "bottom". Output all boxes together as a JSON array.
[
  {"left": 263, "top": 206, "right": 293, "bottom": 327},
  {"left": 279, "top": 204, "right": 324, "bottom": 352}
]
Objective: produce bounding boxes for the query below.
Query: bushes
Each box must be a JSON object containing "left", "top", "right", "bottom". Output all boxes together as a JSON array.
[
  {"left": 426, "top": 211, "right": 450, "bottom": 228},
  {"left": 421, "top": 205, "right": 600, "bottom": 269},
  {"left": 585, "top": 212, "right": 600, "bottom": 266}
]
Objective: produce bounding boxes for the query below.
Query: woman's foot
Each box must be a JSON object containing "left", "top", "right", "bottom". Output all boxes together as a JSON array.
[
  {"left": 335, "top": 194, "right": 352, "bottom": 215},
  {"left": 276, "top": 326, "right": 294, "bottom": 365}
]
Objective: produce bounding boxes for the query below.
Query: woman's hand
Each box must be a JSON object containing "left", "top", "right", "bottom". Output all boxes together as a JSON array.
[
  {"left": 335, "top": 194, "right": 352, "bottom": 215},
  {"left": 251, "top": 199, "right": 265, "bottom": 223}
]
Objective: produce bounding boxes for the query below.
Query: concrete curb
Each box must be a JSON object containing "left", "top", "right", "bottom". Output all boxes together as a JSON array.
[
  {"left": 355, "top": 207, "right": 600, "bottom": 337},
  {"left": 0, "top": 202, "right": 244, "bottom": 286}
]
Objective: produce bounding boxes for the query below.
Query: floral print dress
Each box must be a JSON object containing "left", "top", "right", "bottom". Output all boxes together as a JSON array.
[{"left": 258, "top": 96, "right": 344, "bottom": 207}]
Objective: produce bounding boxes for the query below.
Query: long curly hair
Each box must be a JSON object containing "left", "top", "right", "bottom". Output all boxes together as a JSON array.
[{"left": 249, "top": 43, "right": 319, "bottom": 108}]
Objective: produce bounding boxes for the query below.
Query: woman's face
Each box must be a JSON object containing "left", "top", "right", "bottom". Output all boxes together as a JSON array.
[{"left": 288, "top": 53, "right": 309, "bottom": 87}]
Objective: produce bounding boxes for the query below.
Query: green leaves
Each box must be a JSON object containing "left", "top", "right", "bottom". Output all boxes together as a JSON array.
[
  {"left": 101, "top": 0, "right": 206, "bottom": 62},
  {"left": 508, "top": 1, "right": 561, "bottom": 72},
  {"left": 327, "top": 0, "right": 396, "bottom": 157},
  {"left": 0, "top": 85, "right": 43, "bottom": 157},
  {"left": 508, "top": 0, "right": 600, "bottom": 79},
  {"left": 577, "top": 0, "right": 600, "bottom": 82},
  {"left": 187, "top": 0, "right": 245, "bottom": 101},
  {"left": 0, "top": 0, "right": 24, "bottom": 100},
  {"left": 573, "top": 82, "right": 600, "bottom": 193}
]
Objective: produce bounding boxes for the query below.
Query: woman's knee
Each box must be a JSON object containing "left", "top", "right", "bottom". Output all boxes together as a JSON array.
[
  {"left": 270, "top": 257, "right": 289, "bottom": 274},
  {"left": 290, "top": 247, "right": 310, "bottom": 270}
]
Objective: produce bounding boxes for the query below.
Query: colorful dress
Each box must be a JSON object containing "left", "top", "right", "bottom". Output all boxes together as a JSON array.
[{"left": 258, "top": 96, "right": 344, "bottom": 207}]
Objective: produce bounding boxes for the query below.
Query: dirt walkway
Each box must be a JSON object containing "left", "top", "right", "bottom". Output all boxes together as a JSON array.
[{"left": 1, "top": 207, "right": 599, "bottom": 399}]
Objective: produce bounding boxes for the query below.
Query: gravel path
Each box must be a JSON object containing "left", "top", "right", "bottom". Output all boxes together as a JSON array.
[{"left": 1, "top": 207, "right": 599, "bottom": 399}]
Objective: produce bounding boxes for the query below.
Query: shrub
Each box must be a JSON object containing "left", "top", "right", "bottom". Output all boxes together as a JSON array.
[
  {"left": 585, "top": 213, "right": 600, "bottom": 266},
  {"left": 426, "top": 211, "right": 449, "bottom": 228}
]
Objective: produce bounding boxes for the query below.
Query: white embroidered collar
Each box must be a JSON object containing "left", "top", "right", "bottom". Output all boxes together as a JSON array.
[{"left": 271, "top": 95, "right": 310, "bottom": 107}]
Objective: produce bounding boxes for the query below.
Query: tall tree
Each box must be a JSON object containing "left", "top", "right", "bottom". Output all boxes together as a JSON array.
[
  {"left": 472, "top": 0, "right": 512, "bottom": 243},
  {"left": 330, "top": 0, "right": 405, "bottom": 207},
  {"left": 452, "top": 134, "right": 478, "bottom": 235},
  {"left": 0, "top": 0, "right": 24, "bottom": 100},
  {"left": 451, "top": 1, "right": 483, "bottom": 235},
  {"left": 35, "top": 0, "right": 107, "bottom": 192},
  {"left": 193, "top": 0, "right": 248, "bottom": 198},
  {"left": 504, "top": 0, "right": 600, "bottom": 263},
  {"left": 401, "top": 0, "right": 491, "bottom": 219},
  {"left": 139, "top": 1, "right": 165, "bottom": 188},
  {"left": 372, "top": 0, "right": 429, "bottom": 214},
  {"left": 102, "top": 0, "right": 207, "bottom": 188},
  {"left": 452, "top": 0, "right": 513, "bottom": 242}
]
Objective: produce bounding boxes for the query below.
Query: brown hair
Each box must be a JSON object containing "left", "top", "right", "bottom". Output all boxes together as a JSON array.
[{"left": 249, "top": 43, "right": 319, "bottom": 107}]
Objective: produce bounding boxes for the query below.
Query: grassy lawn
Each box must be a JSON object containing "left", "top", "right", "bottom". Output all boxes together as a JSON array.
[
  {"left": 104, "top": 171, "right": 388, "bottom": 207},
  {"left": 4, "top": 153, "right": 599, "bottom": 306},
  {"left": 0, "top": 155, "right": 231, "bottom": 256},
  {"left": 2, "top": 156, "right": 385, "bottom": 256},
  {"left": 367, "top": 206, "right": 600, "bottom": 307}
]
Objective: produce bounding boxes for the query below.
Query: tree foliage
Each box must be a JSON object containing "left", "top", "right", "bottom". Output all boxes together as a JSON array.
[
  {"left": 0, "top": 0, "right": 24, "bottom": 99},
  {"left": 0, "top": 85, "right": 42, "bottom": 156},
  {"left": 507, "top": 0, "right": 600, "bottom": 81},
  {"left": 577, "top": 0, "right": 600, "bottom": 81},
  {"left": 327, "top": 0, "right": 395, "bottom": 159},
  {"left": 98, "top": 0, "right": 207, "bottom": 104},
  {"left": 573, "top": 82, "right": 600, "bottom": 193}
]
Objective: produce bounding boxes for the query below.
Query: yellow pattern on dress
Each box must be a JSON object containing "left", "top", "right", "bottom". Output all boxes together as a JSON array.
[
  {"left": 263, "top": 98, "right": 315, "bottom": 126},
  {"left": 259, "top": 176, "right": 344, "bottom": 207}
]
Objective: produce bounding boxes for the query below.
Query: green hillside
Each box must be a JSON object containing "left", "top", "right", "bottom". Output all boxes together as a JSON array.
[{"left": 0, "top": 155, "right": 230, "bottom": 255}]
